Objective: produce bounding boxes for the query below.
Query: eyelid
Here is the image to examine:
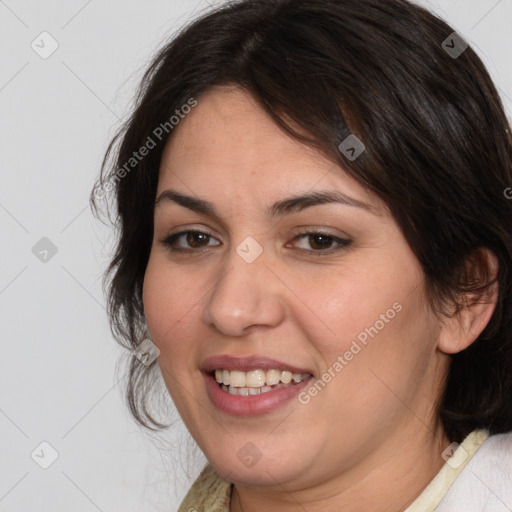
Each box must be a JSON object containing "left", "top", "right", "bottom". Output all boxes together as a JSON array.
[
  {"left": 163, "top": 224, "right": 220, "bottom": 240},
  {"left": 292, "top": 226, "right": 350, "bottom": 239}
]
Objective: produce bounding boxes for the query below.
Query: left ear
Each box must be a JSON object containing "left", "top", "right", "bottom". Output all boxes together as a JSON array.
[{"left": 437, "top": 247, "right": 499, "bottom": 355}]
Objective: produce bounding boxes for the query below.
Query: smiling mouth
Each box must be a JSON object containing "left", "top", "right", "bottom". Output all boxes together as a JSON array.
[{"left": 212, "top": 368, "right": 312, "bottom": 396}]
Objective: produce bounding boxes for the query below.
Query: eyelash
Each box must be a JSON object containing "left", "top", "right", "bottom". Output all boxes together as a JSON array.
[{"left": 160, "top": 229, "right": 352, "bottom": 256}]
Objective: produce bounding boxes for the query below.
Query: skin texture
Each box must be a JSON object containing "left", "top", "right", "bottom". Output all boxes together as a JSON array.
[{"left": 142, "top": 86, "right": 497, "bottom": 511}]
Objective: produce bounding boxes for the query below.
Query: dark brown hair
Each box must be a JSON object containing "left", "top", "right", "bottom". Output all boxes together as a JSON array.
[{"left": 91, "top": 0, "right": 512, "bottom": 443}]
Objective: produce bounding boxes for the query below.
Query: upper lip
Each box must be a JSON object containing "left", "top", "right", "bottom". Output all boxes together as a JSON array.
[{"left": 201, "top": 355, "right": 313, "bottom": 375}]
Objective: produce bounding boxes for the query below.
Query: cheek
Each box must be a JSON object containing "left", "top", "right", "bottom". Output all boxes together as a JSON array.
[
  {"left": 301, "top": 266, "right": 406, "bottom": 354},
  {"left": 301, "top": 260, "right": 434, "bottom": 393},
  {"left": 142, "top": 263, "right": 170, "bottom": 343},
  {"left": 142, "top": 259, "right": 205, "bottom": 416},
  {"left": 142, "top": 258, "right": 197, "bottom": 364}
]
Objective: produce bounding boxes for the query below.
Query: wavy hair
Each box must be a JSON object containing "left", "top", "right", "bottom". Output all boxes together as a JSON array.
[{"left": 91, "top": 0, "right": 512, "bottom": 443}]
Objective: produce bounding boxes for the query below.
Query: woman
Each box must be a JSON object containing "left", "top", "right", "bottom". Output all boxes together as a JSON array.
[{"left": 91, "top": 0, "right": 512, "bottom": 510}]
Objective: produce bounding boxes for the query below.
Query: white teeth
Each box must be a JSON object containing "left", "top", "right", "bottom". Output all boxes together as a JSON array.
[
  {"left": 221, "top": 381, "right": 310, "bottom": 396},
  {"left": 266, "top": 369, "right": 281, "bottom": 385},
  {"left": 246, "top": 369, "right": 266, "bottom": 387},
  {"left": 214, "top": 368, "right": 312, "bottom": 395},
  {"left": 229, "top": 371, "right": 246, "bottom": 387},
  {"left": 280, "top": 371, "right": 292, "bottom": 384}
]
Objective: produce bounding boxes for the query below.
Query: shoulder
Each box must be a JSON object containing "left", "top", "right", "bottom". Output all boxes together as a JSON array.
[
  {"left": 177, "top": 463, "right": 232, "bottom": 512},
  {"left": 436, "top": 431, "right": 512, "bottom": 511}
]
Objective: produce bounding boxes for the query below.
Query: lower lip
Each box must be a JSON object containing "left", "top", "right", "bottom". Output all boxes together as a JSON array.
[{"left": 203, "top": 372, "right": 312, "bottom": 416}]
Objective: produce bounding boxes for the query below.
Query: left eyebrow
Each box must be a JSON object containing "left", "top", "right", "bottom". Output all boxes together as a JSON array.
[
  {"left": 154, "top": 189, "right": 380, "bottom": 217},
  {"left": 268, "top": 190, "right": 380, "bottom": 217}
]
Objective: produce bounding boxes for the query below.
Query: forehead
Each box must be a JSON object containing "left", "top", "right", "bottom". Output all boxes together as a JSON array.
[
  {"left": 161, "top": 86, "right": 319, "bottom": 173},
  {"left": 158, "top": 86, "right": 383, "bottom": 212}
]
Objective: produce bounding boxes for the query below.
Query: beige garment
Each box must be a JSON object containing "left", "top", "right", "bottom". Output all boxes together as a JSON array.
[
  {"left": 177, "top": 463, "right": 231, "bottom": 512},
  {"left": 404, "top": 429, "right": 489, "bottom": 511},
  {"left": 177, "top": 429, "right": 489, "bottom": 512}
]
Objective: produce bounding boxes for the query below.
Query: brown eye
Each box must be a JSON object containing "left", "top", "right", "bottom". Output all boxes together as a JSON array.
[
  {"left": 308, "top": 234, "right": 335, "bottom": 250},
  {"left": 186, "top": 232, "right": 210, "bottom": 248},
  {"left": 162, "top": 230, "right": 221, "bottom": 252},
  {"left": 291, "top": 232, "right": 352, "bottom": 254}
]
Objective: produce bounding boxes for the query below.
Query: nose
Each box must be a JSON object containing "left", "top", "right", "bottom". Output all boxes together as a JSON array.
[{"left": 201, "top": 244, "right": 286, "bottom": 337}]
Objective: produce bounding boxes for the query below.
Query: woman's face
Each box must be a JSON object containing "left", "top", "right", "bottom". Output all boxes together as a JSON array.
[{"left": 143, "top": 86, "right": 450, "bottom": 490}]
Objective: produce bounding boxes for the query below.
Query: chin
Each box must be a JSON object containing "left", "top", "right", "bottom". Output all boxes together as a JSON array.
[{"left": 208, "top": 445, "right": 311, "bottom": 488}]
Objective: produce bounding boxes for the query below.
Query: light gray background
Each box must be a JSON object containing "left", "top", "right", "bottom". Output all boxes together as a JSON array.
[{"left": 1, "top": 1, "right": 511, "bottom": 511}]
